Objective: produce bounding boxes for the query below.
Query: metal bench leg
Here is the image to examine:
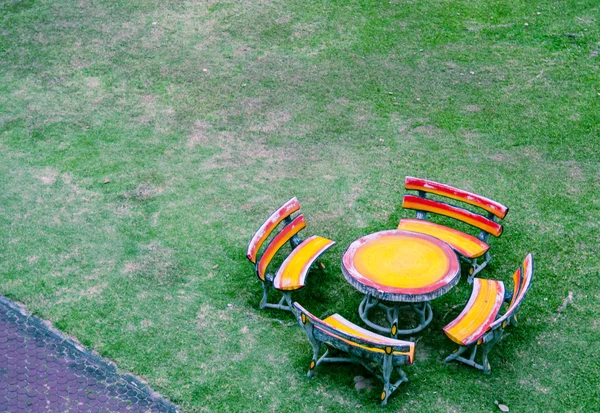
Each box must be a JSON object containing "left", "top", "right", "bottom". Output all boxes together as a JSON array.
[
  {"left": 379, "top": 355, "right": 409, "bottom": 406},
  {"left": 259, "top": 282, "right": 270, "bottom": 309},
  {"left": 445, "top": 331, "right": 503, "bottom": 374},
  {"left": 308, "top": 346, "right": 324, "bottom": 377},
  {"left": 281, "top": 292, "right": 294, "bottom": 313},
  {"left": 299, "top": 316, "right": 323, "bottom": 377},
  {"left": 445, "top": 344, "right": 487, "bottom": 371},
  {"left": 259, "top": 281, "right": 293, "bottom": 312},
  {"left": 466, "top": 252, "right": 492, "bottom": 283},
  {"left": 444, "top": 345, "right": 469, "bottom": 364},
  {"left": 381, "top": 354, "right": 393, "bottom": 405},
  {"left": 481, "top": 345, "right": 492, "bottom": 374}
]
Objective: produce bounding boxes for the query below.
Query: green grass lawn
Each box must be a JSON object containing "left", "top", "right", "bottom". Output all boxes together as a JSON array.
[{"left": 1, "top": 0, "right": 599, "bottom": 411}]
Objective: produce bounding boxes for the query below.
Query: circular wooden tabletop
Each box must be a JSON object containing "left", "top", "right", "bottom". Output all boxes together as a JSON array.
[{"left": 342, "top": 229, "right": 461, "bottom": 302}]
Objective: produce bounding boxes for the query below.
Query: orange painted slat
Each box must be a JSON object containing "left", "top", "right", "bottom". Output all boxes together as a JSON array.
[
  {"left": 405, "top": 176, "right": 509, "bottom": 219},
  {"left": 490, "top": 269, "right": 521, "bottom": 329},
  {"left": 247, "top": 197, "right": 301, "bottom": 263},
  {"left": 517, "top": 254, "right": 534, "bottom": 306},
  {"left": 257, "top": 215, "right": 306, "bottom": 281},
  {"left": 443, "top": 278, "right": 505, "bottom": 346},
  {"left": 509, "top": 267, "right": 522, "bottom": 307},
  {"left": 403, "top": 195, "right": 503, "bottom": 237},
  {"left": 397, "top": 218, "right": 488, "bottom": 258},
  {"left": 273, "top": 236, "right": 335, "bottom": 291}
]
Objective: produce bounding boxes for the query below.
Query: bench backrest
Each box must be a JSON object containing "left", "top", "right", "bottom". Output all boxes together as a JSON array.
[
  {"left": 294, "top": 302, "right": 414, "bottom": 363},
  {"left": 247, "top": 197, "right": 301, "bottom": 263},
  {"left": 403, "top": 176, "right": 509, "bottom": 239},
  {"left": 490, "top": 253, "right": 534, "bottom": 329},
  {"left": 247, "top": 198, "right": 305, "bottom": 281}
]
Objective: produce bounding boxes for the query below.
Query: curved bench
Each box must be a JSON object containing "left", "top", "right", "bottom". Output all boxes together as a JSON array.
[
  {"left": 398, "top": 176, "right": 509, "bottom": 283},
  {"left": 247, "top": 198, "right": 335, "bottom": 312},
  {"left": 294, "top": 302, "right": 415, "bottom": 406},
  {"left": 443, "top": 254, "right": 534, "bottom": 373},
  {"left": 444, "top": 278, "right": 505, "bottom": 347}
]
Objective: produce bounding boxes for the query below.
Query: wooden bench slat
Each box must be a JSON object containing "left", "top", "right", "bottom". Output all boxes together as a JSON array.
[
  {"left": 397, "top": 218, "right": 489, "bottom": 258},
  {"left": 320, "top": 315, "right": 415, "bottom": 363},
  {"left": 273, "top": 236, "right": 335, "bottom": 291},
  {"left": 257, "top": 214, "right": 306, "bottom": 281},
  {"left": 315, "top": 325, "right": 415, "bottom": 362},
  {"left": 295, "top": 304, "right": 414, "bottom": 352},
  {"left": 247, "top": 197, "right": 301, "bottom": 264},
  {"left": 443, "top": 278, "right": 505, "bottom": 346},
  {"left": 403, "top": 195, "right": 503, "bottom": 237},
  {"left": 509, "top": 267, "right": 522, "bottom": 307},
  {"left": 490, "top": 254, "right": 534, "bottom": 329},
  {"left": 405, "top": 176, "right": 509, "bottom": 219}
]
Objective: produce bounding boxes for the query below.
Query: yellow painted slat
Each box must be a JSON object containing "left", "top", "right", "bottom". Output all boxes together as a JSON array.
[
  {"left": 319, "top": 315, "right": 414, "bottom": 362},
  {"left": 443, "top": 279, "right": 505, "bottom": 345},
  {"left": 398, "top": 219, "right": 488, "bottom": 258},
  {"left": 324, "top": 315, "right": 410, "bottom": 346},
  {"left": 274, "top": 236, "right": 334, "bottom": 290}
]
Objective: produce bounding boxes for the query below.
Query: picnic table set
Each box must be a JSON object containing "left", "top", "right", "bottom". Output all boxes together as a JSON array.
[{"left": 246, "top": 177, "right": 534, "bottom": 406}]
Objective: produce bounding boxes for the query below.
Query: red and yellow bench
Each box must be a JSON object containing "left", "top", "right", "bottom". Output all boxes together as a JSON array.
[
  {"left": 398, "top": 176, "right": 509, "bottom": 283},
  {"left": 246, "top": 198, "right": 335, "bottom": 312},
  {"left": 443, "top": 254, "right": 534, "bottom": 373},
  {"left": 294, "top": 302, "right": 415, "bottom": 406}
]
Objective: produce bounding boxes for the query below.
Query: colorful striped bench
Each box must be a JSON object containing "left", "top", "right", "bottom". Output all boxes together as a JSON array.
[
  {"left": 246, "top": 198, "right": 335, "bottom": 312},
  {"left": 398, "top": 176, "right": 509, "bottom": 283},
  {"left": 294, "top": 302, "right": 415, "bottom": 406},
  {"left": 443, "top": 254, "right": 534, "bottom": 373}
]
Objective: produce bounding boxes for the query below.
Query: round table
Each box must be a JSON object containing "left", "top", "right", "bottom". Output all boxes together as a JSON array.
[{"left": 342, "top": 229, "right": 460, "bottom": 336}]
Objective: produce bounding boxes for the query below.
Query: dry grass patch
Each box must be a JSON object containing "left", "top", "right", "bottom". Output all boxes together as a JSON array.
[
  {"left": 464, "top": 104, "right": 482, "bottom": 112},
  {"left": 249, "top": 111, "right": 292, "bottom": 133},
  {"left": 36, "top": 168, "right": 59, "bottom": 185},
  {"left": 123, "top": 184, "right": 164, "bottom": 201},
  {"left": 187, "top": 120, "right": 211, "bottom": 148},
  {"left": 122, "top": 242, "right": 181, "bottom": 284},
  {"left": 85, "top": 77, "right": 101, "bottom": 88}
]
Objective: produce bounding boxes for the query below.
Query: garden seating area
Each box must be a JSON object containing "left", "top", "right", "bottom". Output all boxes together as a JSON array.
[
  {"left": 248, "top": 177, "right": 534, "bottom": 405},
  {"left": 4, "top": 1, "right": 596, "bottom": 410}
]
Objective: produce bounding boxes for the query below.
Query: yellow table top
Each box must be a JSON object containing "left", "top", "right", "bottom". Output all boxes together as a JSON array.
[{"left": 342, "top": 230, "right": 460, "bottom": 301}]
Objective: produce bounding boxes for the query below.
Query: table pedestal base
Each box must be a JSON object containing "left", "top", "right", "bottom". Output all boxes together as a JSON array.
[{"left": 358, "top": 294, "right": 433, "bottom": 337}]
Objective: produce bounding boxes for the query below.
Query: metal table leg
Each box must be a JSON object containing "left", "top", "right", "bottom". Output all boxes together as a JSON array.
[{"left": 358, "top": 294, "right": 433, "bottom": 337}]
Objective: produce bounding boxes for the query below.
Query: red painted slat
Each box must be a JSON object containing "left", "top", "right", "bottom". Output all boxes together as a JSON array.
[
  {"left": 257, "top": 215, "right": 306, "bottom": 281},
  {"left": 247, "top": 197, "right": 300, "bottom": 263},
  {"left": 403, "top": 195, "right": 503, "bottom": 237},
  {"left": 490, "top": 254, "right": 534, "bottom": 329},
  {"left": 405, "top": 176, "right": 509, "bottom": 219}
]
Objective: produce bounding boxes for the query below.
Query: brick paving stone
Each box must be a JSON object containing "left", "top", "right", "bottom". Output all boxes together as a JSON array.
[{"left": 0, "top": 297, "right": 180, "bottom": 413}]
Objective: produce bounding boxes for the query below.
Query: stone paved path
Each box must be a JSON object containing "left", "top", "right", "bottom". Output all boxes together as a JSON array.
[{"left": 0, "top": 297, "right": 180, "bottom": 412}]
